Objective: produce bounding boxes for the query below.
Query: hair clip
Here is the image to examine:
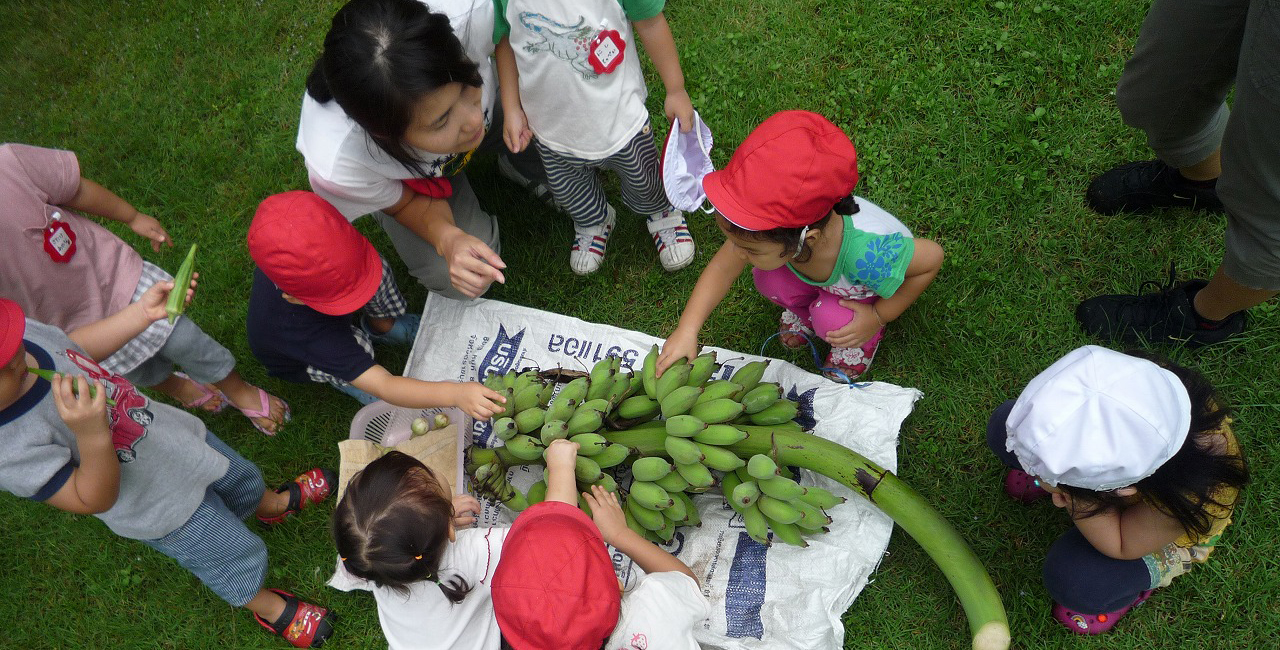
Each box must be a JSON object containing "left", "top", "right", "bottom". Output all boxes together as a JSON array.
[
  {"left": 339, "top": 556, "right": 348, "bottom": 562},
  {"left": 414, "top": 554, "right": 423, "bottom": 560},
  {"left": 793, "top": 225, "right": 811, "bottom": 258}
]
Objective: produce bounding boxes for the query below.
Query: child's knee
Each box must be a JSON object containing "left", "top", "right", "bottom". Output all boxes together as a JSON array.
[
  {"left": 810, "top": 295, "right": 856, "bottom": 339},
  {"left": 752, "top": 267, "right": 814, "bottom": 308}
]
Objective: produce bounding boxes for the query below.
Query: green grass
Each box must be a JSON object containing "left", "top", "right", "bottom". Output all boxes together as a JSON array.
[{"left": 2, "top": 0, "right": 1279, "bottom": 648}]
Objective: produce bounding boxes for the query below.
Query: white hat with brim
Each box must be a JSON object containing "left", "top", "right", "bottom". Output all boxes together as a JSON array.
[
  {"left": 661, "top": 111, "right": 714, "bottom": 212},
  {"left": 1006, "top": 345, "right": 1191, "bottom": 491}
]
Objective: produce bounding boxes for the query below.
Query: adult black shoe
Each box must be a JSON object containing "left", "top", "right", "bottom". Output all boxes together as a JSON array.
[
  {"left": 1075, "top": 269, "right": 1246, "bottom": 347},
  {"left": 1085, "top": 160, "right": 1224, "bottom": 215}
]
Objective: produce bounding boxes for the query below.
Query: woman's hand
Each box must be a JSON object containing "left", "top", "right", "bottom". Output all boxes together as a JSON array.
[
  {"left": 451, "top": 493, "right": 482, "bottom": 528},
  {"left": 655, "top": 328, "right": 698, "bottom": 377},
  {"left": 128, "top": 212, "right": 173, "bottom": 252},
  {"left": 452, "top": 382, "right": 507, "bottom": 421},
  {"left": 826, "top": 300, "right": 883, "bottom": 348},
  {"left": 440, "top": 230, "right": 506, "bottom": 298}
]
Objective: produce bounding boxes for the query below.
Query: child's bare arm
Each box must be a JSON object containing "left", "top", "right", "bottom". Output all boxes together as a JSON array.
[
  {"left": 68, "top": 280, "right": 190, "bottom": 361},
  {"left": 65, "top": 177, "right": 173, "bottom": 252},
  {"left": 495, "top": 37, "right": 533, "bottom": 153},
  {"left": 1059, "top": 493, "right": 1186, "bottom": 560},
  {"left": 385, "top": 188, "right": 506, "bottom": 298},
  {"left": 583, "top": 485, "right": 698, "bottom": 582},
  {"left": 43, "top": 375, "right": 121, "bottom": 514},
  {"left": 633, "top": 12, "right": 693, "bottom": 132},
  {"left": 350, "top": 365, "right": 506, "bottom": 420},
  {"left": 657, "top": 242, "right": 746, "bottom": 375},
  {"left": 828, "top": 237, "right": 943, "bottom": 347},
  {"left": 543, "top": 439, "right": 581, "bottom": 504}
]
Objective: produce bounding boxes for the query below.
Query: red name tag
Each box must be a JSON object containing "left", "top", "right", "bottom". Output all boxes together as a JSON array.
[
  {"left": 588, "top": 29, "right": 625, "bottom": 75},
  {"left": 44, "top": 213, "right": 77, "bottom": 263}
]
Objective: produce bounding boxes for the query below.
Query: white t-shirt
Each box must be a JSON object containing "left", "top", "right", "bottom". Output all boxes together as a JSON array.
[
  {"left": 605, "top": 571, "right": 709, "bottom": 650},
  {"left": 501, "top": 0, "right": 651, "bottom": 159},
  {"left": 296, "top": 0, "right": 499, "bottom": 221},
  {"left": 328, "top": 526, "right": 509, "bottom": 650}
]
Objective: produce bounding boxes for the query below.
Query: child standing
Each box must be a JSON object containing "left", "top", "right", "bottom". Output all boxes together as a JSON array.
[
  {"left": 494, "top": 0, "right": 697, "bottom": 274},
  {"left": 331, "top": 451, "right": 505, "bottom": 650},
  {"left": 491, "top": 439, "right": 710, "bottom": 649},
  {"left": 0, "top": 143, "right": 289, "bottom": 435},
  {"left": 989, "top": 346, "right": 1248, "bottom": 634},
  {"left": 246, "top": 190, "right": 507, "bottom": 417},
  {"left": 657, "top": 111, "right": 944, "bottom": 380},
  {"left": 0, "top": 296, "right": 338, "bottom": 648}
]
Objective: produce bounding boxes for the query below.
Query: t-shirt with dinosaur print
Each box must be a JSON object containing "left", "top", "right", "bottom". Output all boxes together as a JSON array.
[{"left": 494, "top": 0, "right": 665, "bottom": 159}]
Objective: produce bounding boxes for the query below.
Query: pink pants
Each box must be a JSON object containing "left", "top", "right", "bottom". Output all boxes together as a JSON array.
[{"left": 752, "top": 266, "right": 885, "bottom": 377}]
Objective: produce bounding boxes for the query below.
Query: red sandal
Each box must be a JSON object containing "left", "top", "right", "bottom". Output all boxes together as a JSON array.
[
  {"left": 258, "top": 468, "right": 336, "bottom": 525},
  {"left": 254, "top": 588, "right": 336, "bottom": 648}
]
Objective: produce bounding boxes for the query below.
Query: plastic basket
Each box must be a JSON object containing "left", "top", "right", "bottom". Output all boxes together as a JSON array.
[{"left": 348, "top": 401, "right": 466, "bottom": 447}]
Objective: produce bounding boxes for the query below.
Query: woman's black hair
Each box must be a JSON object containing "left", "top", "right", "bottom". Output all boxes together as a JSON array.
[
  {"left": 332, "top": 451, "right": 471, "bottom": 603},
  {"left": 1060, "top": 351, "right": 1249, "bottom": 540},
  {"left": 717, "top": 195, "right": 858, "bottom": 263},
  {"left": 306, "top": 0, "right": 484, "bottom": 177}
]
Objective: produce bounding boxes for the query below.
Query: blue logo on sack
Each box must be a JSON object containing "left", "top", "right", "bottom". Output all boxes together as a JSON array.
[
  {"left": 474, "top": 326, "right": 526, "bottom": 446},
  {"left": 786, "top": 386, "right": 819, "bottom": 431}
]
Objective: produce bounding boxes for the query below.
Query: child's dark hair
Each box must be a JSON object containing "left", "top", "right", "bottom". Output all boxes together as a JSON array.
[
  {"left": 717, "top": 195, "right": 858, "bottom": 263},
  {"left": 332, "top": 451, "right": 471, "bottom": 603},
  {"left": 306, "top": 0, "right": 484, "bottom": 177},
  {"left": 1060, "top": 351, "right": 1249, "bottom": 540}
]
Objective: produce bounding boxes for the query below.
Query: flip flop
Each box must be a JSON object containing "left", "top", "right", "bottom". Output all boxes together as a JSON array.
[
  {"left": 174, "top": 372, "right": 227, "bottom": 414},
  {"left": 233, "top": 386, "right": 291, "bottom": 436}
]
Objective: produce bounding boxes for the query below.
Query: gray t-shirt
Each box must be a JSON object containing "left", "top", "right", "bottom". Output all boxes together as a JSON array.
[{"left": 0, "top": 320, "right": 229, "bottom": 540}]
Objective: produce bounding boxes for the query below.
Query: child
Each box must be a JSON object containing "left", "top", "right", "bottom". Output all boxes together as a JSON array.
[
  {"left": 0, "top": 296, "right": 338, "bottom": 648},
  {"left": 491, "top": 439, "right": 710, "bottom": 649},
  {"left": 494, "top": 0, "right": 697, "bottom": 274},
  {"left": 656, "top": 111, "right": 944, "bottom": 380},
  {"left": 299, "top": 0, "right": 550, "bottom": 299},
  {"left": 0, "top": 142, "right": 290, "bottom": 435},
  {"left": 246, "top": 190, "right": 507, "bottom": 417},
  {"left": 988, "top": 345, "right": 1248, "bottom": 634},
  {"left": 331, "top": 451, "right": 504, "bottom": 650}
]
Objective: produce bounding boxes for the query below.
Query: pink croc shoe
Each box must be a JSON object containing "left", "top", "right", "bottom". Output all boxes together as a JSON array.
[
  {"left": 1004, "top": 469, "right": 1050, "bottom": 504},
  {"left": 1052, "top": 590, "right": 1153, "bottom": 635}
]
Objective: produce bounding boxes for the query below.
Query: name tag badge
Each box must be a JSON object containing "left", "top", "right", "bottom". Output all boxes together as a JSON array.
[
  {"left": 44, "top": 211, "right": 77, "bottom": 263},
  {"left": 588, "top": 28, "right": 625, "bottom": 75}
]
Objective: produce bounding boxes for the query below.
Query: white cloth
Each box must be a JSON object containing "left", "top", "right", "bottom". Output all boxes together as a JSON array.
[
  {"left": 503, "top": 0, "right": 650, "bottom": 159},
  {"left": 606, "top": 571, "right": 709, "bottom": 650},
  {"left": 296, "top": 0, "right": 498, "bottom": 221},
  {"left": 328, "top": 526, "right": 509, "bottom": 650}
]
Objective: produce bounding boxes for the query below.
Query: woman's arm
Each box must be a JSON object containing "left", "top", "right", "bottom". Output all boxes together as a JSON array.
[
  {"left": 633, "top": 12, "right": 693, "bottom": 132},
  {"left": 384, "top": 187, "right": 506, "bottom": 298},
  {"left": 656, "top": 242, "right": 747, "bottom": 375},
  {"left": 65, "top": 177, "right": 173, "bottom": 252},
  {"left": 828, "top": 237, "right": 943, "bottom": 347}
]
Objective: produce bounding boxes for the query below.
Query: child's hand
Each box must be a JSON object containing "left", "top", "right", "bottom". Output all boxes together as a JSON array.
[
  {"left": 544, "top": 439, "right": 580, "bottom": 472},
  {"left": 826, "top": 301, "right": 883, "bottom": 348},
  {"left": 136, "top": 275, "right": 197, "bottom": 323},
  {"left": 502, "top": 106, "right": 533, "bottom": 154},
  {"left": 664, "top": 89, "right": 695, "bottom": 133},
  {"left": 451, "top": 493, "right": 482, "bottom": 528},
  {"left": 51, "top": 374, "right": 110, "bottom": 439},
  {"left": 128, "top": 212, "right": 173, "bottom": 252},
  {"left": 655, "top": 329, "right": 698, "bottom": 378},
  {"left": 453, "top": 382, "right": 507, "bottom": 421},
  {"left": 583, "top": 484, "right": 630, "bottom": 546}
]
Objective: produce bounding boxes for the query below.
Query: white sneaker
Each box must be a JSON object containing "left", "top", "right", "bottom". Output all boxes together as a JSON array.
[
  {"left": 497, "top": 155, "right": 557, "bottom": 210},
  {"left": 647, "top": 210, "right": 695, "bottom": 271},
  {"left": 570, "top": 205, "right": 617, "bottom": 275}
]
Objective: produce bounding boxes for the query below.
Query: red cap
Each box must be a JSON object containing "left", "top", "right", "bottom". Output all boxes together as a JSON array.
[
  {"left": 491, "top": 501, "right": 621, "bottom": 649},
  {"left": 702, "top": 110, "right": 858, "bottom": 231},
  {"left": 0, "top": 299, "right": 26, "bottom": 364},
  {"left": 247, "top": 191, "right": 383, "bottom": 316}
]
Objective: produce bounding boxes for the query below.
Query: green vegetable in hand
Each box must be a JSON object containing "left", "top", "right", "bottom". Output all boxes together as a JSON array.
[
  {"left": 166, "top": 244, "right": 197, "bottom": 324},
  {"left": 27, "top": 367, "right": 116, "bottom": 406}
]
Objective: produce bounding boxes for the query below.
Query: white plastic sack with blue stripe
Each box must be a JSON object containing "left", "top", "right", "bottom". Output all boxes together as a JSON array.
[{"left": 406, "top": 294, "right": 920, "bottom": 649}]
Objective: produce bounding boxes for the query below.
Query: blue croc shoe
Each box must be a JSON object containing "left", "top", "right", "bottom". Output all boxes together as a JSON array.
[{"left": 362, "top": 313, "right": 421, "bottom": 347}]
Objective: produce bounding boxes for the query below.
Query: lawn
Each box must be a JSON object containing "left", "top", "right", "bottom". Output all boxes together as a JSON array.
[{"left": 1, "top": 0, "right": 1277, "bottom": 648}]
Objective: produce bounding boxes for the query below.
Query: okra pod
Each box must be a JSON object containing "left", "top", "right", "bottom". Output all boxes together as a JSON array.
[
  {"left": 27, "top": 368, "right": 117, "bottom": 406},
  {"left": 166, "top": 243, "right": 198, "bottom": 324}
]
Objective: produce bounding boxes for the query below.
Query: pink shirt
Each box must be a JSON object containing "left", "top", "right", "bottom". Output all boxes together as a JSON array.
[{"left": 0, "top": 144, "right": 143, "bottom": 330}]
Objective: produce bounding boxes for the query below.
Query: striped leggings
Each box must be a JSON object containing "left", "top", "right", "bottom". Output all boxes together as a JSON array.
[{"left": 537, "top": 123, "right": 671, "bottom": 229}]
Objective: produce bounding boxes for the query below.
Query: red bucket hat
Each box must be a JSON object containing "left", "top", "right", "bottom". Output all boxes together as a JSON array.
[
  {"left": 247, "top": 191, "right": 383, "bottom": 316},
  {"left": 703, "top": 110, "right": 858, "bottom": 231},
  {"left": 0, "top": 298, "right": 26, "bottom": 364},
  {"left": 491, "top": 501, "right": 621, "bottom": 649}
]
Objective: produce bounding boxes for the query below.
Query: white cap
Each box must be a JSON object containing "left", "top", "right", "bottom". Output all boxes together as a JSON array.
[
  {"left": 1006, "top": 346, "right": 1191, "bottom": 491},
  {"left": 661, "top": 111, "right": 715, "bottom": 212}
]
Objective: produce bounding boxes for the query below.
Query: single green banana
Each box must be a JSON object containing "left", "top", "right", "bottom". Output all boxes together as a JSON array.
[
  {"left": 493, "top": 387, "right": 517, "bottom": 419},
  {"left": 527, "top": 480, "right": 548, "bottom": 505},
  {"left": 576, "top": 398, "right": 611, "bottom": 417},
  {"left": 569, "top": 432, "right": 609, "bottom": 456},
  {"left": 664, "top": 436, "right": 705, "bottom": 465},
  {"left": 500, "top": 370, "right": 517, "bottom": 390},
  {"left": 791, "top": 497, "right": 833, "bottom": 529},
  {"left": 695, "top": 441, "right": 746, "bottom": 472},
  {"left": 504, "top": 435, "right": 545, "bottom": 461},
  {"left": 632, "top": 457, "right": 674, "bottom": 482},
  {"left": 538, "top": 380, "right": 556, "bottom": 407},
  {"left": 593, "top": 473, "right": 619, "bottom": 494},
  {"left": 686, "top": 351, "right": 718, "bottom": 387},
  {"left": 492, "top": 417, "right": 519, "bottom": 441},
  {"left": 797, "top": 485, "right": 847, "bottom": 509},
  {"left": 514, "top": 407, "right": 547, "bottom": 434},
  {"left": 604, "top": 371, "right": 633, "bottom": 405},
  {"left": 512, "top": 384, "right": 543, "bottom": 413},
  {"left": 664, "top": 414, "right": 707, "bottom": 438},
  {"left": 623, "top": 499, "right": 647, "bottom": 537},
  {"left": 690, "top": 398, "right": 745, "bottom": 424},
  {"left": 546, "top": 390, "right": 577, "bottom": 422},
  {"left": 740, "top": 382, "right": 782, "bottom": 414},
  {"left": 678, "top": 492, "right": 702, "bottom": 527},
  {"left": 627, "top": 496, "right": 667, "bottom": 531},
  {"left": 629, "top": 481, "right": 674, "bottom": 510},
  {"left": 741, "top": 502, "right": 772, "bottom": 546},
  {"left": 675, "top": 461, "right": 715, "bottom": 488},
  {"left": 764, "top": 515, "right": 809, "bottom": 547},
  {"left": 659, "top": 385, "right": 702, "bottom": 418},
  {"left": 663, "top": 492, "right": 688, "bottom": 522},
  {"left": 696, "top": 380, "right": 743, "bottom": 405},
  {"left": 574, "top": 456, "right": 603, "bottom": 483},
  {"left": 746, "top": 454, "right": 780, "bottom": 480},
  {"left": 641, "top": 344, "right": 659, "bottom": 397},
  {"left": 756, "top": 494, "right": 802, "bottom": 524},
  {"left": 592, "top": 443, "right": 630, "bottom": 469},
  {"left": 587, "top": 357, "right": 616, "bottom": 400},
  {"left": 692, "top": 424, "right": 749, "bottom": 446},
  {"left": 654, "top": 470, "right": 690, "bottom": 494},
  {"left": 502, "top": 486, "right": 530, "bottom": 512},
  {"left": 719, "top": 468, "right": 745, "bottom": 513},
  {"left": 482, "top": 370, "right": 504, "bottom": 391},
  {"left": 748, "top": 399, "right": 799, "bottom": 426},
  {"left": 759, "top": 475, "right": 808, "bottom": 501},
  {"left": 558, "top": 376, "right": 590, "bottom": 404},
  {"left": 617, "top": 395, "right": 659, "bottom": 420},
  {"left": 539, "top": 419, "right": 569, "bottom": 446},
  {"left": 728, "top": 360, "right": 769, "bottom": 394},
  {"left": 655, "top": 518, "right": 676, "bottom": 543},
  {"left": 653, "top": 361, "right": 690, "bottom": 402},
  {"left": 731, "top": 479, "right": 761, "bottom": 509},
  {"left": 566, "top": 407, "right": 604, "bottom": 435}
]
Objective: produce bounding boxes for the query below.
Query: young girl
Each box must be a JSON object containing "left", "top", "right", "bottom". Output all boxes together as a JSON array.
[
  {"left": 494, "top": 0, "right": 697, "bottom": 274},
  {"left": 989, "top": 346, "right": 1248, "bottom": 634},
  {"left": 0, "top": 143, "right": 289, "bottom": 435},
  {"left": 298, "top": 0, "right": 549, "bottom": 300},
  {"left": 657, "top": 111, "right": 944, "bottom": 380},
  {"left": 331, "top": 451, "right": 505, "bottom": 650}
]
